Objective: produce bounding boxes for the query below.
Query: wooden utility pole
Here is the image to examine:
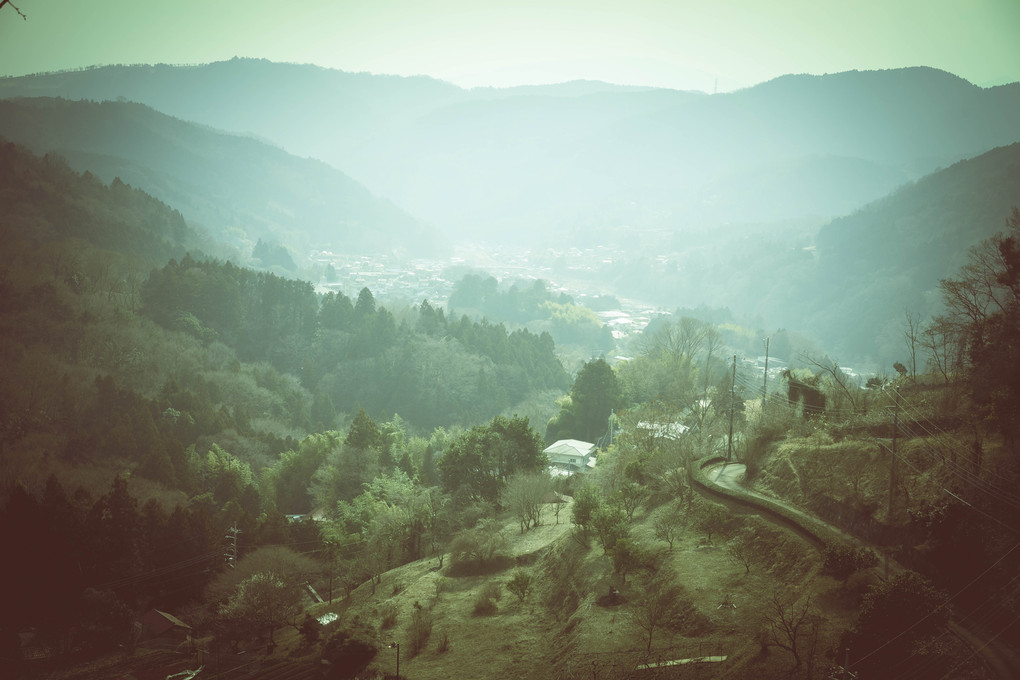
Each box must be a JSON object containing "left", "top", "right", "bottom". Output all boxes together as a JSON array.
[
  {"left": 727, "top": 355, "right": 736, "bottom": 462},
  {"left": 225, "top": 525, "right": 240, "bottom": 568},
  {"left": 761, "top": 337, "right": 770, "bottom": 412},
  {"left": 886, "top": 406, "right": 899, "bottom": 522}
]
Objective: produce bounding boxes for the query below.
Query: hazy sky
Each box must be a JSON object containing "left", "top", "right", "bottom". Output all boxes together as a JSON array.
[{"left": 1, "top": 0, "right": 1018, "bottom": 91}]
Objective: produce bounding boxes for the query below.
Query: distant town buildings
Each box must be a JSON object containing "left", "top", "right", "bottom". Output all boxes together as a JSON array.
[{"left": 310, "top": 245, "right": 669, "bottom": 345}]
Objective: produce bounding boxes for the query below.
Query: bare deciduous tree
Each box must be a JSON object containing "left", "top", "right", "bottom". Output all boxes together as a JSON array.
[
  {"left": 0, "top": 0, "right": 27, "bottom": 20},
  {"left": 760, "top": 591, "right": 816, "bottom": 668},
  {"left": 801, "top": 353, "right": 860, "bottom": 413},
  {"left": 902, "top": 309, "right": 922, "bottom": 383},
  {"left": 920, "top": 317, "right": 964, "bottom": 385},
  {"left": 726, "top": 528, "right": 758, "bottom": 575},
  {"left": 652, "top": 506, "right": 682, "bottom": 551},
  {"left": 501, "top": 471, "right": 552, "bottom": 533},
  {"left": 631, "top": 573, "right": 695, "bottom": 653}
]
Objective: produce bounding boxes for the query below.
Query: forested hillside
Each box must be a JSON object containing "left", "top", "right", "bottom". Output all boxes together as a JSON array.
[
  {"left": 803, "top": 142, "right": 1020, "bottom": 361},
  {"left": 0, "top": 97, "right": 438, "bottom": 257},
  {"left": 0, "top": 139, "right": 579, "bottom": 674}
]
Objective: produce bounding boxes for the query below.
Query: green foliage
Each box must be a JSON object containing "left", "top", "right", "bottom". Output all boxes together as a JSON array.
[
  {"left": 218, "top": 570, "right": 302, "bottom": 644},
  {"left": 438, "top": 415, "right": 546, "bottom": 502},
  {"left": 611, "top": 537, "right": 652, "bottom": 584},
  {"left": 449, "top": 519, "right": 509, "bottom": 575},
  {"left": 142, "top": 255, "right": 318, "bottom": 371},
  {"left": 448, "top": 274, "right": 612, "bottom": 351},
  {"left": 299, "top": 614, "right": 319, "bottom": 646},
  {"left": 945, "top": 208, "right": 1020, "bottom": 443},
  {"left": 252, "top": 239, "right": 296, "bottom": 271},
  {"left": 380, "top": 602, "right": 398, "bottom": 629},
  {"left": 570, "top": 484, "right": 601, "bottom": 537},
  {"left": 140, "top": 257, "right": 568, "bottom": 435},
  {"left": 505, "top": 568, "right": 534, "bottom": 603},
  {"left": 652, "top": 506, "right": 682, "bottom": 551},
  {"left": 547, "top": 356, "right": 623, "bottom": 443},
  {"left": 322, "top": 619, "right": 378, "bottom": 679},
  {"left": 407, "top": 601, "right": 433, "bottom": 657},
  {"left": 692, "top": 499, "right": 739, "bottom": 544},
  {"left": 821, "top": 542, "right": 879, "bottom": 584},
  {"left": 207, "top": 545, "right": 321, "bottom": 605},
  {"left": 617, "top": 481, "right": 648, "bottom": 521},
  {"left": 591, "top": 501, "right": 629, "bottom": 553},
  {"left": 472, "top": 581, "right": 503, "bottom": 616},
  {"left": 265, "top": 432, "right": 341, "bottom": 514}
]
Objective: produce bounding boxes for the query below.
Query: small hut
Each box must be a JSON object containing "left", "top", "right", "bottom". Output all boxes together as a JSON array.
[{"left": 135, "top": 609, "right": 192, "bottom": 651}]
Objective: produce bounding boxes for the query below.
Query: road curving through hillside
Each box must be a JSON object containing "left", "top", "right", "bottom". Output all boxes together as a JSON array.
[{"left": 693, "top": 458, "right": 1020, "bottom": 680}]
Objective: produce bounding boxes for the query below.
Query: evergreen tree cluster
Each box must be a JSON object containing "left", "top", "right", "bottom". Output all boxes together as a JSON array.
[{"left": 141, "top": 257, "right": 569, "bottom": 431}]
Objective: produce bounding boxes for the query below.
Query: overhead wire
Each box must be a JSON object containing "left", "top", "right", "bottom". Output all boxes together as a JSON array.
[
  {"left": 888, "top": 385, "right": 1019, "bottom": 488},
  {"left": 889, "top": 568, "right": 1020, "bottom": 680},
  {"left": 882, "top": 388, "right": 1020, "bottom": 511},
  {"left": 728, "top": 365, "right": 1020, "bottom": 677},
  {"left": 848, "top": 539, "right": 1020, "bottom": 674}
]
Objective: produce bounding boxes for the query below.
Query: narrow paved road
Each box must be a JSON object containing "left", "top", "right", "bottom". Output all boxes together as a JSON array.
[{"left": 698, "top": 460, "right": 1020, "bottom": 680}]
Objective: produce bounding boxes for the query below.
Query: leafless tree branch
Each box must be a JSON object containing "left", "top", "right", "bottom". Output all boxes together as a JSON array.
[{"left": 0, "top": 0, "right": 27, "bottom": 20}]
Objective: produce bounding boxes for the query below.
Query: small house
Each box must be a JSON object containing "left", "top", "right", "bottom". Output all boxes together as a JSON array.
[
  {"left": 135, "top": 609, "right": 192, "bottom": 651},
  {"left": 544, "top": 439, "right": 596, "bottom": 474}
]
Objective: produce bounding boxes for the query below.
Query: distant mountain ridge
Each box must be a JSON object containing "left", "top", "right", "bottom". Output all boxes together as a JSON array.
[
  {"left": 0, "top": 96, "right": 439, "bottom": 256},
  {"left": 4, "top": 60, "right": 1018, "bottom": 240},
  {"left": 791, "top": 141, "right": 1020, "bottom": 362}
]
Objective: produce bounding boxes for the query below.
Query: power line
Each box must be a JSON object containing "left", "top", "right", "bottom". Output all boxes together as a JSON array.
[{"left": 849, "top": 539, "right": 1020, "bottom": 673}]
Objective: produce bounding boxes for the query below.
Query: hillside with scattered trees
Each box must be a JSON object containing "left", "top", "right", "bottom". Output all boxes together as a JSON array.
[{"left": 2, "top": 117, "right": 1020, "bottom": 679}]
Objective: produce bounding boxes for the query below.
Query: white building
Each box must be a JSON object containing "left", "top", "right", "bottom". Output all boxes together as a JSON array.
[{"left": 544, "top": 439, "right": 597, "bottom": 474}]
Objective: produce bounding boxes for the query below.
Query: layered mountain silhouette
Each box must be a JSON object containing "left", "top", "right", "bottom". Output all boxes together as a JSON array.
[
  {"left": 0, "top": 96, "right": 438, "bottom": 256},
  {"left": 802, "top": 141, "right": 1020, "bottom": 360},
  {"left": 3, "top": 60, "right": 1019, "bottom": 364},
  {"left": 4, "top": 61, "right": 1018, "bottom": 240}
]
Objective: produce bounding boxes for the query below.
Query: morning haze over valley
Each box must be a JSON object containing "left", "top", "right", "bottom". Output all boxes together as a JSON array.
[{"left": 2, "top": 2, "right": 1020, "bottom": 679}]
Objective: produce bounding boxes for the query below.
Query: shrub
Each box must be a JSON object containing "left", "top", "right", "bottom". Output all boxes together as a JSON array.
[
  {"left": 380, "top": 602, "right": 398, "bottom": 629},
  {"left": 449, "top": 520, "right": 510, "bottom": 575},
  {"left": 472, "top": 581, "right": 503, "bottom": 616},
  {"left": 481, "top": 581, "right": 503, "bottom": 602},
  {"left": 472, "top": 594, "right": 498, "bottom": 617},
  {"left": 436, "top": 630, "right": 450, "bottom": 653},
  {"left": 822, "top": 542, "right": 878, "bottom": 584},
  {"left": 406, "top": 601, "right": 432, "bottom": 658},
  {"left": 652, "top": 506, "right": 682, "bottom": 551},
  {"left": 591, "top": 502, "right": 629, "bottom": 553},
  {"left": 506, "top": 568, "right": 533, "bottom": 603}
]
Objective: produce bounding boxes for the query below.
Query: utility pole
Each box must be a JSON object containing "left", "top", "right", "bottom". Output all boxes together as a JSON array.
[
  {"left": 886, "top": 406, "right": 899, "bottom": 524},
  {"left": 761, "top": 337, "right": 770, "bottom": 413},
  {"left": 225, "top": 525, "right": 240, "bottom": 568},
  {"left": 608, "top": 410, "right": 614, "bottom": 448},
  {"left": 389, "top": 642, "right": 400, "bottom": 678},
  {"left": 728, "top": 355, "right": 736, "bottom": 462},
  {"left": 327, "top": 542, "right": 335, "bottom": 603}
]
